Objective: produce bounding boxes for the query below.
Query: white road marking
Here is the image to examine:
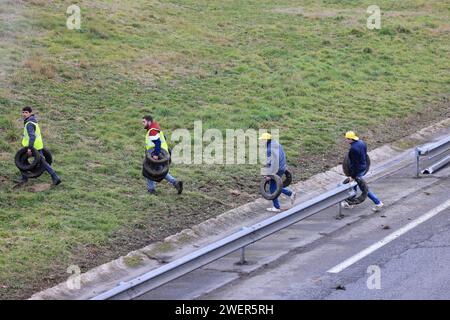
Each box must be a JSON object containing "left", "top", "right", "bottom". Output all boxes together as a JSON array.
[{"left": 327, "top": 199, "right": 450, "bottom": 273}]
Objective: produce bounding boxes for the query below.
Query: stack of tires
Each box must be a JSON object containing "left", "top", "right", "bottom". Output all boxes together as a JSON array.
[
  {"left": 142, "top": 147, "right": 170, "bottom": 182},
  {"left": 15, "top": 147, "right": 52, "bottom": 179}
]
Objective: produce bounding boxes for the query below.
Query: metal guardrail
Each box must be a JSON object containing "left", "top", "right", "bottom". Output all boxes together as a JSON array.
[
  {"left": 92, "top": 182, "right": 357, "bottom": 300},
  {"left": 415, "top": 135, "right": 450, "bottom": 177},
  {"left": 422, "top": 155, "right": 450, "bottom": 175}
]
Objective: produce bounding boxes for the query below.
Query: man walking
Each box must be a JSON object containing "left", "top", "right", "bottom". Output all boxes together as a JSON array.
[
  {"left": 143, "top": 115, "right": 183, "bottom": 194},
  {"left": 341, "top": 131, "right": 383, "bottom": 211},
  {"left": 19, "top": 106, "right": 61, "bottom": 186},
  {"left": 260, "top": 133, "right": 296, "bottom": 213}
]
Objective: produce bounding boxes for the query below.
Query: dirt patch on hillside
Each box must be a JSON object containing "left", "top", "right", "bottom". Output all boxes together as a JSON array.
[
  {"left": 429, "top": 24, "right": 450, "bottom": 35},
  {"left": 28, "top": 183, "right": 52, "bottom": 192}
]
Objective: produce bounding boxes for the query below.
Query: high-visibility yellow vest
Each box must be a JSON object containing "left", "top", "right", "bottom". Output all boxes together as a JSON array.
[
  {"left": 22, "top": 121, "right": 44, "bottom": 150},
  {"left": 145, "top": 129, "right": 169, "bottom": 152}
]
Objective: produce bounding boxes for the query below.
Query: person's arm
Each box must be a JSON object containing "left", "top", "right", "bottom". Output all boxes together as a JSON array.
[
  {"left": 153, "top": 138, "right": 161, "bottom": 156},
  {"left": 148, "top": 129, "right": 161, "bottom": 157},
  {"left": 27, "top": 123, "right": 36, "bottom": 149}
]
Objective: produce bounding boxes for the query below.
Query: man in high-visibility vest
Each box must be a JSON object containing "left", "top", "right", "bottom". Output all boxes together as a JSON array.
[
  {"left": 143, "top": 115, "right": 182, "bottom": 194},
  {"left": 19, "top": 106, "right": 61, "bottom": 185}
]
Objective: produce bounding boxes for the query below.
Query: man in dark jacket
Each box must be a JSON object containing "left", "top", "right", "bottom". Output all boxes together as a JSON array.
[
  {"left": 260, "top": 133, "right": 296, "bottom": 213},
  {"left": 341, "top": 131, "right": 383, "bottom": 211},
  {"left": 19, "top": 106, "right": 61, "bottom": 185}
]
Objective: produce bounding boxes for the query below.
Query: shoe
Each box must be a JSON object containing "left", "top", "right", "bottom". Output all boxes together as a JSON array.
[
  {"left": 52, "top": 178, "right": 62, "bottom": 186},
  {"left": 13, "top": 178, "right": 28, "bottom": 188},
  {"left": 372, "top": 202, "right": 384, "bottom": 212},
  {"left": 148, "top": 189, "right": 157, "bottom": 195},
  {"left": 15, "top": 178, "right": 28, "bottom": 185},
  {"left": 266, "top": 207, "right": 281, "bottom": 213},
  {"left": 341, "top": 201, "right": 354, "bottom": 209},
  {"left": 290, "top": 191, "right": 297, "bottom": 206},
  {"left": 174, "top": 181, "right": 183, "bottom": 194}
]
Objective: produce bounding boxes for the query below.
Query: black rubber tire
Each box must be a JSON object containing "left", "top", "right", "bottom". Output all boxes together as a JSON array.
[
  {"left": 20, "top": 149, "right": 53, "bottom": 179},
  {"left": 142, "top": 160, "right": 169, "bottom": 181},
  {"left": 342, "top": 154, "right": 371, "bottom": 177},
  {"left": 21, "top": 162, "right": 46, "bottom": 179},
  {"left": 15, "top": 147, "right": 41, "bottom": 171},
  {"left": 142, "top": 166, "right": 167, "bottom": 182},
  {"left": 259, "top": 175, "right": 283, "bottom": 200},
  {"left": 143, "top": 159, "right": 169, "bottom": 176},
  {"left": 345, "top": 177, "right": 369, "bottom": 205},
  {"left": 282, "top": 169, "right": 293, "bottom": 188},
  {"left": 145, "top": 148, "right": 170, "bottom": 165}
]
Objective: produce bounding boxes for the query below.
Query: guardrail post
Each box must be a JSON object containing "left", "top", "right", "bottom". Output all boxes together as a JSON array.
[
  {"left": 415, "top": 147, "right": 420, "bottom": 178},
  {"left": 239, "top": 247, "right": 247, "bottom": 265},
  {"left": 335, "top": 201, "right": 344, "bottom": 219}
]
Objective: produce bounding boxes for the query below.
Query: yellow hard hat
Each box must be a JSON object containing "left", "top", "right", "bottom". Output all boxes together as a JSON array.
[
  {"left": 345, "top": 131, "right": 359, "bottom": 141},
  {"left": 259, "top": 132, "right": 272, "bottom": 140}
]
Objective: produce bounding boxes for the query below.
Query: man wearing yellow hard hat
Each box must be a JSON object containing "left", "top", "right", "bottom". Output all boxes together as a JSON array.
[
  {"left": 259, "top": 133, "right": 296, "bottom": 213},
  {"left": 342, "top": 131, "right": 383, "bottom": 211}
]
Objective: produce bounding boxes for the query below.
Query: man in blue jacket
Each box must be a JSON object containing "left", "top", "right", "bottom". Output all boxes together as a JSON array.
[
  {"left": 18, "top": 107, "right": 61, "bottom": 186},
  {"left": 341, "top": 131, "right": 383, "bottom": 211},
  {"left": 260, "top": 133, "right": 296, "bottom": 213}
]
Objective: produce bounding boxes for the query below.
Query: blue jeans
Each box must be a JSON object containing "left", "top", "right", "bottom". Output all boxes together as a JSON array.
[
  {"left": 270, "top": 170, "right": 292, "bottom": 209},
  {"left": 353, "top": 172, "right": 381, "bottom": 205},
  {"left": 22, "top": 150, "right": 59, "bottom": 182},
  {"left": 146, "top": 173, "right": 177, "bottom": 191}
]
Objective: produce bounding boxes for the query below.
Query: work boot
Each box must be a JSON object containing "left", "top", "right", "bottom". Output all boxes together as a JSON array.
[
  {"left": 16, "top": 176, "right": 28, "bottom": 184},
  {"left": 14, "top": 176, "right": 28, "bottom": 187},
  {"left": 174, "top": 181, "right": 183, "bottom": 194},
  {"left": 52, "top": 177, "right": 62, "bottom": 186}
]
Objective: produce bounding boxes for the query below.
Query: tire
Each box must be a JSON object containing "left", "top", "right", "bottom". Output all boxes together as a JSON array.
[
  {"left": 142, "top": 160, "right": 169, "bottom": 181},
  {"left": 259, "top": 175, "right": 283, "bottom": 200},
  {"left": 21, "top": 162, "right": 46, "bottom": 179},
  {"left": 282, "top": 169, "right": 293, "bottom": 188},
  {"left": 142, "top": 167, "right": 167, "bottom": 182},
  {"left": 342, "top": 154, "right": 371, "bottom": 177},
  {"left": 145, "top": 148, "right": 170, "bottom": 165},
  {"left": 143, "top": 159, "right": 169, "bottom": 176},
  {"left": 15, "top": 147, "right": 41, "bottom": 171},
  {"left": 345, "top": 177, "right": 368, "bottom": 205},
  {"left": 19, "top": 148, "right": 53, "bottom": 179},
  {"left": 142, "top": 167, "right": 168, "bottom": 182}
]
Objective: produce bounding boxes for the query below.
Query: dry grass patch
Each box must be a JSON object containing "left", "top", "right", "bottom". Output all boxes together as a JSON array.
[{"left": 24, "top": 55, "right": 56, "bottom": 79}]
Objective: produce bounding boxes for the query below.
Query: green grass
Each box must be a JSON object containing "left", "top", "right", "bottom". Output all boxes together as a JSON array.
[{"left": 0, "top": 0, "right": 449, "bottom": 298}]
